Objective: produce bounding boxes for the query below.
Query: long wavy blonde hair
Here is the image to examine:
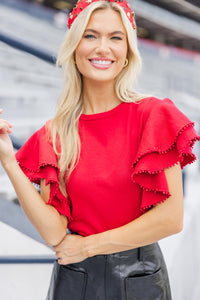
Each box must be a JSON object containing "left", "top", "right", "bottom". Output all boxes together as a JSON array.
[{"left": 51, "top": 1, "right": 144, "bottom": 195}]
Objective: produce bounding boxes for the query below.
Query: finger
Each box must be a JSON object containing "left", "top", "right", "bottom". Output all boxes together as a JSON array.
[
  {"left": 0, "top": 126, "right": 10, "bottom": 134},
  {"left": 58, "top": 254, "right": 85, "bottom": 265},
  {"left": 4, "top": 120, "right": 13, "bottom": 128},
  {"left": 0, "top": 120, "right": 13, "bottom": 132},
  {"left": 55, "top": 251, "right": 63, "bottom": 258},
  {"left": 0, "top": 125, "right": 12, "bottom": 134},
  {"left": 57, "top": 256, "right": 71, "bottom": 265},
  {"left": 7, "top": 122, "right": 13, "bottom": 127},
  {"left": 55, "top": 250, "right": 77, "bottom": 260},
  {"left": 53, "top": 244, "right": 61, "bottom": 252},
  {"left": 0, "top": 119, "right": 11, "bottom": 125},
  {"left": 57, "top": 254, "right": 70, "bottom": 265},
  {"left": 58, "top": 258, "right": 64, "bottom": 265}
]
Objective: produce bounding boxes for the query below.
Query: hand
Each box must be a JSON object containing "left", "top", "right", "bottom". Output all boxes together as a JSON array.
[
  {"left": 53, "top": 234, "right": 89, "bottom": 265},
  {"left": 0, "top": 109, "right": 15, "bottom": 167}
]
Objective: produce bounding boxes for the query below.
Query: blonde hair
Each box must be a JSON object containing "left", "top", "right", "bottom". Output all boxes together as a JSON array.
[{"left": 52, "top": 1, "right": 144, "bottom": 194}]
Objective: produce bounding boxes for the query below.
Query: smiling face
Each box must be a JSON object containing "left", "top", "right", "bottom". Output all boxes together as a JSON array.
[{"left": 75, "top": 8, "right": 128, "bottom": 86}]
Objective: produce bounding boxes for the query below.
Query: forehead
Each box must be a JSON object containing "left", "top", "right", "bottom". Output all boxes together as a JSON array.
[{"left": 86, "top": 8, "right": 126, "bottom": 32}]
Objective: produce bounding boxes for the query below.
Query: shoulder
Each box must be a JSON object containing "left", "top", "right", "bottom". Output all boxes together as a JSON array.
[
  {"left": 28, "top": 120, "right": 52, "bottom": 144},
  {"left": 135, "top": 96, "right": 175, "bottom": 113},
  {"left": 16, "top": 120, "right": 53, "bottom": 157},
  {"left": 133, "top": 96, "right": 187, "bottom": 125},
  {"left": 126, "top": 96, "right": 173, "bottom": 114},
  {"left": 120, "top": 97, "right": 179, "bottom": 128}
]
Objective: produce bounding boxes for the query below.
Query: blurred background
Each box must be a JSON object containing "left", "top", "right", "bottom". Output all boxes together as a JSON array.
[{"left": 0, "top": 0, "right": 200, "bottom": 299}]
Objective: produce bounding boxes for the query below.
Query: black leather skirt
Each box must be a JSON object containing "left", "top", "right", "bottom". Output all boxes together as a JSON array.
[{"left": 46, "top": 242, "right": 171, "bottom": 300}]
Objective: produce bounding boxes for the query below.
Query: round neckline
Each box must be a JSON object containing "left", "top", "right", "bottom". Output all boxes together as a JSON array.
[{"left": 80, "top": 102, "right": 126, "bottom": 120}]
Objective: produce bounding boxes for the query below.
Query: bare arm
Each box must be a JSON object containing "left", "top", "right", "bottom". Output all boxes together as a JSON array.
[
  {"left": 54, "top": 163, "right": 183, "bottom": 264},
  {"left": 0, "top": 111, "right": 67, "bottom": 246},
  {"left": 4, "top": 162, "right": 68, "bottom": 246},
  {"left": 86, "top": 163, "right": 183, "bottom": 256}
]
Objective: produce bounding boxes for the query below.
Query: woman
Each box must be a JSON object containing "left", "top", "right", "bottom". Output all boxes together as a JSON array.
[{"left": 0, "top": 0, "right": 199, "bottom": 299}]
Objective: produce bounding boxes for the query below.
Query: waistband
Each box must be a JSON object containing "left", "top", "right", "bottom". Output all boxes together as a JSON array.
[{"left": 47, "top": 242, "right": 171, "bottom": 300}]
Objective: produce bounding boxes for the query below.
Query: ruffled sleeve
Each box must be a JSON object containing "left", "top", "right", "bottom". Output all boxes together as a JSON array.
[
  {"left": 131, "top": 98, "right": 200, "bottom": 212},
  {"left": 15, "top": 122, "right": 72, "bottom": 221}
]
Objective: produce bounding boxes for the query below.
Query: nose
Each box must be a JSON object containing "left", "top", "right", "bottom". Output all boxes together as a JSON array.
[{"left": 95, "top": 37, "right": 110, "bottom": 56}]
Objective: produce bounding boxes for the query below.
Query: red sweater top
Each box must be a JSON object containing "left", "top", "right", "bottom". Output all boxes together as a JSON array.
[{"left": 16, "top": 97, "right": 200, "bottom": 236}]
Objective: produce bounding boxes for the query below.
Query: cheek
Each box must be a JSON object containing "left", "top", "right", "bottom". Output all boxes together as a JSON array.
[
  {"left": 115, "top": 43, "right": 128, "bottom": 61},
  {"left": 75, "top": 47, "right": 91, "bottom": 74},
  {"left": 75, "top": 51, "right": 84, "bottom": 74},
  {"left": 75, "top": 53, "right": 89, "bottom": 76},
  {"left": 76, "top": 41, "right": 91, "bottom": 60},
  {"left": 75, "top": 48, "right": 83, "bottom": 64},
  {"left": 116, "top": 49, "right": 127, "bottom": 66}
]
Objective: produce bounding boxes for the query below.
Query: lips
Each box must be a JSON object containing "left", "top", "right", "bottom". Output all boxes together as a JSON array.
[{"left": 89, "top": 58, "right": 114, "bottom": 69}]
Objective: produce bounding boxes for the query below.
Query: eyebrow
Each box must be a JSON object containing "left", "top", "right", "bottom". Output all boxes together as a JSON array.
[{"left": 84, "top": 29, "right": 125, "bottom": 36}]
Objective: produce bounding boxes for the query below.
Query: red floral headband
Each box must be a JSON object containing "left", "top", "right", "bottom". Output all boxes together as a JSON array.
[{"left": 68, "top": 0, "right": 135, "bottom": 30}]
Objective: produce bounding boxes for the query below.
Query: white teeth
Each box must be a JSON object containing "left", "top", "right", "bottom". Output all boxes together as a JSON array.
[{"left": 90, "top": 60, "right": 112, "bottom": 65}]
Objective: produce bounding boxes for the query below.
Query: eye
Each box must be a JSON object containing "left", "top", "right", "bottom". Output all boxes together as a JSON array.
[
  {"left": 111, "top": 36, "right": 122, "bottom": 41},
  {"left": 84, "top": 34, "right": 96, "bottom": 40}
]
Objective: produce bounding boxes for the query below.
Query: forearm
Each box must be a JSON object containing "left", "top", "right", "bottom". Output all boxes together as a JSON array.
[
  {"left": 53, "top": 199, "right": 182, "bottom": 266},
  {"left": 85, "top": 199, "right": 183, "bottom": 257},
  {"left": 3, "top": 159, "right": 67, "bottom": 246}
]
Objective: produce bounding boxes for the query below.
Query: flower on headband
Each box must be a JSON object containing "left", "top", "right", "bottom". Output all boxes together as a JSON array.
[{"left": 68, "top": 0, "right": 135, "bottom": 30}]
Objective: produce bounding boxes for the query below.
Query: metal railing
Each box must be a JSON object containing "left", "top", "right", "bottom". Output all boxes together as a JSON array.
[
  {"left": 0, "top": 31, "right": 56, "bottom": 65},
  {"left": 0, "top": 255, "right": 55, "bottom": 264}
]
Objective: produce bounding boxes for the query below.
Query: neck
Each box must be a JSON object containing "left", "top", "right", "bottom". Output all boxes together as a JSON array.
[{"left": 82, "top": 80, "right": 122, "bottom": 115}]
